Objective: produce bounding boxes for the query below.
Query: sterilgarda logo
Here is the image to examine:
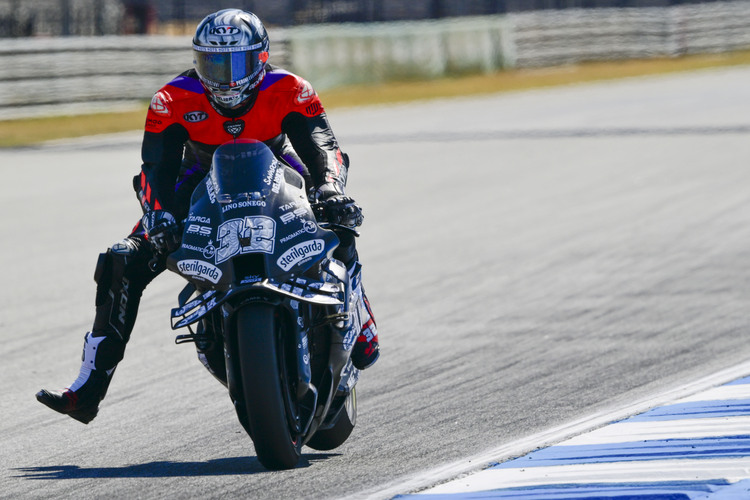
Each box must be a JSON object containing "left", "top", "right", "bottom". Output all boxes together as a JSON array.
[
  {"left": 276, "top": 239, "right": 325, "bottom": 271},
  {"left": 177, "top": 259, "right": 222, "bottom": 284}
]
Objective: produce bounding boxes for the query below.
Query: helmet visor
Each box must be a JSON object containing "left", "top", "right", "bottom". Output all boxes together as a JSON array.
[{"left": 193, "top": 45, "right": 268, "bottom": 88}]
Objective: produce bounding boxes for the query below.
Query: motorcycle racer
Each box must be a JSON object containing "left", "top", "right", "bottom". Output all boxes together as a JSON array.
[{"left": 36, "top": 8, "right": 379, "bottom": 425}]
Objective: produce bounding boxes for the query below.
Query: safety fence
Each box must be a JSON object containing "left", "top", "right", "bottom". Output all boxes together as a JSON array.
[{"left": 1, "top": 0, "right": 749, "bottom": 119}]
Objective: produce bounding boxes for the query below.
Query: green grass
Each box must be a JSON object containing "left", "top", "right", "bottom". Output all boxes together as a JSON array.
[{"left": 3, "top": 50, "right": 750, "bottom": 148}]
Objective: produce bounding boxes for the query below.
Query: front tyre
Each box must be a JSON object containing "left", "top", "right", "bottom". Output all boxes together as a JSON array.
[
  {"left": 306, "top": 387, "right": 357, "bottom": 451},
  {"left": 237, "top": 303, "right": 302, "bottom": 469}
]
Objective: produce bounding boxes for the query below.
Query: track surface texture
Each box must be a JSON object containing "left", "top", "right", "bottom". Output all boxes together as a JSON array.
[{"left": 2, "top": 66, "right": 750, "bottom": 499}]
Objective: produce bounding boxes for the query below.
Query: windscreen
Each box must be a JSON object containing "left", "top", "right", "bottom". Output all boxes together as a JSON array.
[{"left": 209, "top": 140, "right": 282, "bottom": 203}]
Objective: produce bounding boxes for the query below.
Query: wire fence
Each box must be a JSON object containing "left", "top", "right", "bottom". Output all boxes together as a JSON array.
[{"left": 0, "top": 0, "right": 732, "bottom": 36}]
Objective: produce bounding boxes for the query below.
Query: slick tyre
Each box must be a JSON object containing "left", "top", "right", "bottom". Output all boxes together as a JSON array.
[
  {"left": 306, "top": 388, "right": 357, "bottom": 451},
  {"left": 237, "top": 303, "right": 302, "bottom": 470}
]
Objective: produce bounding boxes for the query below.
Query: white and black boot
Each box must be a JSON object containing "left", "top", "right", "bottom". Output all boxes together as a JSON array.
[{"left": 36, "top": 332, "right": 116, "bottom": 424}]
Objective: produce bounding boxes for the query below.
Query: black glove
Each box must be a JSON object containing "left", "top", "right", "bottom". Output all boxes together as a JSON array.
[
  {"left": 141, "top": 210, "right": 181, "bottom": 255},
  {"left": 313, "top": 195, "right": 364, "bottom": 229}
]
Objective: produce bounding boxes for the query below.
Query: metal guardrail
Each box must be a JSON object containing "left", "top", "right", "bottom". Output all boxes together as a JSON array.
[{"left": 1, "top": 1, "right": 748, "bottom": 119}]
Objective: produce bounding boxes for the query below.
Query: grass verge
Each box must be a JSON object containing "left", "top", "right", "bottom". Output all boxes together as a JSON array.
[{"left": 3, "top": 50, "right": 750, "bottom": 148}]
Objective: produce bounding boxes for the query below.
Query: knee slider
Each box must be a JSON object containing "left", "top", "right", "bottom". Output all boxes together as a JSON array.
[{"left": 94, "top": 239, "right": 138, "bottom": 306}]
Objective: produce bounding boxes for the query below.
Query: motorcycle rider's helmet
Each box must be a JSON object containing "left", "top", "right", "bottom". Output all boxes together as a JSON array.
[{"left": 192, "top": 9, "right": 270, "bottom": 113}]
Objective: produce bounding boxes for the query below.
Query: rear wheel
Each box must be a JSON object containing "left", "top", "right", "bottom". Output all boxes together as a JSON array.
[
  {"left": 306, "top": 387, "right": 357, "bottom": 451},
  {"left": 237, "top": 303, "right": 302, "bottom": 469}
]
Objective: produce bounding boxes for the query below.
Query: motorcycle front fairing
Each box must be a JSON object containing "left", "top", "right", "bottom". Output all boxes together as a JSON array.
[
  {"left": 166, "top": 141, "right": 340, "bottom": 295},
  {"left": 165, "top": 140, "right": 357, "bottom": 445},
  {"left": 166, "top": 142, "right": 347, "bottom": 332}
]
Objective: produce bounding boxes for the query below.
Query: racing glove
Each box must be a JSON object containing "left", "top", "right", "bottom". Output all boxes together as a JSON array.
[
  {"left": 141, "top": 210, "right": 181, "bottom": 255},
  {"left": 313, "top": 195, "right": 364, "bottom": 229}
]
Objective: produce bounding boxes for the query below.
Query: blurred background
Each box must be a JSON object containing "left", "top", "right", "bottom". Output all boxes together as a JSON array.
[
  {"left": 0, "top": 0, "right": 748, "bottom": 120},
  {"left": 0, "top": 0, "right": 728, "bottom": 35}
]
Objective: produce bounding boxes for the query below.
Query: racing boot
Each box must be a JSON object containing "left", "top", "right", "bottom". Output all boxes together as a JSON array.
[
  {"left": 348, "top": 262, "right": 380, "bottom": 370},
  {"left": 36, "top": 332, "right": 116, "bottom": 424},
  {"left": 37, "top": 236, "right": 159, "bottom": 424}
]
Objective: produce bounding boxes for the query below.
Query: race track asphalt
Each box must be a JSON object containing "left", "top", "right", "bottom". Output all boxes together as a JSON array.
[{"left": 2, "top": 66, "right": 749, "bottom": 499}]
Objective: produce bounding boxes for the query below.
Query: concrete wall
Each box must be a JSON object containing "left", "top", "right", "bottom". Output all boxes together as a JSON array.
[{"left": 1, "top": 1, "right": 749, "bottom": 119}]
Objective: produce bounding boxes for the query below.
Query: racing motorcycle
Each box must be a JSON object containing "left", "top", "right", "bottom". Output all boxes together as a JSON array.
[{"left": 164, "top": 139, "right": 360, "bottom": 470}]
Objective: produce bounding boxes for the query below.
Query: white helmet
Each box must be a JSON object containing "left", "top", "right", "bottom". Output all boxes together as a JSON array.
[{"left": 192, "top": 9, "right": 270, "bottom": 111}]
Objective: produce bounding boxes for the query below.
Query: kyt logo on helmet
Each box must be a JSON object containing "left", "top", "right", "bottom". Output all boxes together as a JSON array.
[{"left": 208, "top": 25, "right": 240, "bottom": 35}]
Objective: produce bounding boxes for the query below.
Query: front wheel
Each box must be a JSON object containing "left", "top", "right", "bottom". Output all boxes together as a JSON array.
[
  {"left": 237, "top": 303, "right": 302, "bottom": 470},
  {"left": 306, "top": 387, "right": 357, "bottom": 451}
]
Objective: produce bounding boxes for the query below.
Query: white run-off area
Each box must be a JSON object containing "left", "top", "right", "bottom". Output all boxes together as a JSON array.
[{"left": 1, "top": 66, "right": 750, "bottom": 499}]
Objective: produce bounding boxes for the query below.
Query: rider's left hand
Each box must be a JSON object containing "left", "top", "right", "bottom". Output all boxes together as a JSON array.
[{"left": 313, "top": 196, "right": 364, "bottom": 229}]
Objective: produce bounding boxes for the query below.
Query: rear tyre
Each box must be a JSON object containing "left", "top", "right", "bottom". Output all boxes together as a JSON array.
[
  {"left": 306, "top": 387, "right": 357, "bottom": 451},
  {"left": 237, "top": 303, "right": 302, "bottom": 469}
]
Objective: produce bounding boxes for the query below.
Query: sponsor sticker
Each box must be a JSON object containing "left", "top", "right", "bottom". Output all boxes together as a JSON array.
[
  {"left": 280, "top": 208, "right": 309, "bottom": 224},
  {"left": 177, "top": 259, "right": 223, "bottom": 284},
  {"left": 209, "top": 25, "right": 240, "bottom": 35},
  {"left": 184, "top": 111, "right": 208, "bottom": 123},
  {"left": 279, "top": 200, "right": 301, "bottom": 211},
  {"left": 206, "top": 178, "right": 217, "bottom": 204},
  {"left": 295, "top": 80, "right": 316, "bottom": 104},
  {"left": 279, "top": 220, "right": 317, "bottom": 244},
  {"left": 145, "top": 118, "right": 162, "bottom": 130},
  {"left": 187, "top": 224, "right": 212, "bottom": 237},
  {"left": 221, "top": 200, "right": 266, "bottom": 213},
  {"left": 305, "top": 102, "right": 321, "bottom": 116},
  {"left": 277, "top": 239, "right": 325, "bottom": 271},
  {"left": 150, "top": 92, "right": 171, "bottom": 117},
  {"left": 223, "top": 119, "right": 245, "bottom": 137},
  {"left": 263, "top": 160, "right": 279, "bottom": 186},
  {"left": 271, "top": 167, "right": 283, "bottom": 194},
  {"left": 188, "top": 215, "right": 211, "bottom": 223}
]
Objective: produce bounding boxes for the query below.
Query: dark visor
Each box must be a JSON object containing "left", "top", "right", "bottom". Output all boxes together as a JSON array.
[{"left": 193, "top": 45, "right": 268, "bottom": 88}]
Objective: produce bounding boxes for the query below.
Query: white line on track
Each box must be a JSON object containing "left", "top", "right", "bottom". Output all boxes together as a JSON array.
[{"left": 423, "top": 458, "right": 750, "bottom": 493}]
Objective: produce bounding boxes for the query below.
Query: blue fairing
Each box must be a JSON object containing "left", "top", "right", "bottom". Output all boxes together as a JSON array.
[{"left": 167, "top": 140, "right": 339, "bottom": 289}]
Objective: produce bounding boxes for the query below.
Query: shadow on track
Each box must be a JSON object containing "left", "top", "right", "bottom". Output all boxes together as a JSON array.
[{"left": 13, "top": 454, "right": 340, "bottom": 479}]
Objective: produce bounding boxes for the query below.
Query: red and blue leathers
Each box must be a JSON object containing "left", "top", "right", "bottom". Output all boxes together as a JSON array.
[
  {"left": 36, "top": 45, "right": 379, "bottom": 425},
  {"left": 90, "top": 66, "right": 354, "bottom": 372},
  {"left": 137, "top": 66, "right": 349, "bottom": 219}
]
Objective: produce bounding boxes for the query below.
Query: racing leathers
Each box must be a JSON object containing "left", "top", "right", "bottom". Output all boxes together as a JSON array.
[{"left": 35, "top": 66, "right": 379, "bottom": 424}]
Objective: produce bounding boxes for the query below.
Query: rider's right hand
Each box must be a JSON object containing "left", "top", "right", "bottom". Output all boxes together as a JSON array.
[{"left": 141, "top": 210, "right": 181, "bottom": 255}]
